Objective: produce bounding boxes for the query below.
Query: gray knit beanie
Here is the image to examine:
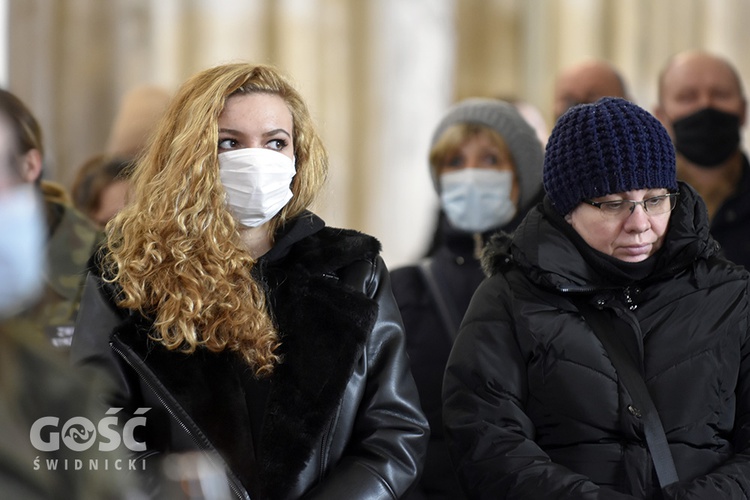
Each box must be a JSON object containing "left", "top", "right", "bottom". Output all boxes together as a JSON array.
[
  {"left": 429, "top": 98, "right": 544, "bottom": 211},
  {"left": 544, "top": 97, "right": 677, "bottom": 215}
]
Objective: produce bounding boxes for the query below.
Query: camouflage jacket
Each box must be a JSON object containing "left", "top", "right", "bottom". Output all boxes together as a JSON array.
[
  {"left": 2, "top": 195, "right": 102, "bottom": 352},
  {"left": 0, "top": 327, "right": 143, "bottom": 499}
]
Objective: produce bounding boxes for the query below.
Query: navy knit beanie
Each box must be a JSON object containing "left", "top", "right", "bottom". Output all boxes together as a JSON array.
[{"left": 543, "top": 97, "right": 677, "bottom": 215}]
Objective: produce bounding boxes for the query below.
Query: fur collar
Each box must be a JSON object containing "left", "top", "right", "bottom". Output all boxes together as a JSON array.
[
  {"left": 256, "top": 222, "right": 381, "bottom": 498},
  {"left": 109, "top": 216, "right": 382, "bottom": 499}
]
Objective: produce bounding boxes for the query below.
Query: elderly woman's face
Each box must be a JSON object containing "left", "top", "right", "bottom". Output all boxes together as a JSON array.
[
  {"left": 566, "top": 188, "right": 672, "bottom": 262},
  {"left": 218, "top": 92, "right": 294, "bottom": 159}
]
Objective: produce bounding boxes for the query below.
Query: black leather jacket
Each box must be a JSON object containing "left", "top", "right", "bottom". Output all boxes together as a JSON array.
[{"left": 71, "top": 212, "right": 429, "bottom": 499}]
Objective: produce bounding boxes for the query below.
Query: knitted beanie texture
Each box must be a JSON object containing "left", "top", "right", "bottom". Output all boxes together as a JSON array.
[{"left": 543, "top": 97, "right": 676, "bottom": 215}]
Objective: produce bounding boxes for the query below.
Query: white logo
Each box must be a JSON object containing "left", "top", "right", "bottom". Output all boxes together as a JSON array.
[{"left": 30, "top": 408, "right": 149, "bottom": 453}]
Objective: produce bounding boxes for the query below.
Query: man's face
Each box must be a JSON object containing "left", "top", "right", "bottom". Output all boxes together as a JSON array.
[
  {"left": 658, "top": 54, "right": 746, "bottom": 131},
  {"left": 553, "top": 64, "right": 626, "bottom": 119}
]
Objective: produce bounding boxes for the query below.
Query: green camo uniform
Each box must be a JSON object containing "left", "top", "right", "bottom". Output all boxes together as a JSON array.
[
  {"left": 0, "top": 327, "right": 143, "bottom": 499},
  {"left": 2, "top": 195, "right": 103, "bottom": 352}
]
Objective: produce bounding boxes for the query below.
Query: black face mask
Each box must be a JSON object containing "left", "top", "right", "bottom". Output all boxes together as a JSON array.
[{"left": 672, "top": 107, "right": 741, "bottom": 168}]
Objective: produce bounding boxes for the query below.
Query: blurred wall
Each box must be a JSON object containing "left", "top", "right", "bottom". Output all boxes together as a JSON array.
[{"left": 7, "top": 0, "right": 750, "bottom": 267}]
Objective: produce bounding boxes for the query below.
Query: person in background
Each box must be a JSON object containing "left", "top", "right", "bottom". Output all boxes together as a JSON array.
[
  {"left": 497, "top": 96, "right": 549, "bottom": 147},
  {"left": 71, "top": 62, "right": 429, "bottom": 499},
  {"left": 443, "top": 97, "right": 750, "bottom": 498},
  {"left": 106, "top": 84, "right": 172, "bottom": 159},
  {"left": 71, "top": 154, "right": 133, "bottom": 228},
  {"left": 391, "top": 98, "right": 544, "bottom": 500},
  {"left": 0, "top": 89, "right": 101, "bottom": 352},
  {"left": 553, "top": 59, "right": 629, "bottom": 120},
  {"left": 68, "top": 85, "right": 169, "bottom": 232},
  {"left": 0, "top": 90, "right": 139, "bottom": 500},
  {"left": 654, "top": 50, "right": 750, "bottom": 269}
]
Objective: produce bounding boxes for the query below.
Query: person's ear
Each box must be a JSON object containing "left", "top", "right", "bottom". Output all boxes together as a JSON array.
[{"left": 18, "top": 149, "right": 42, "bottom": 183}]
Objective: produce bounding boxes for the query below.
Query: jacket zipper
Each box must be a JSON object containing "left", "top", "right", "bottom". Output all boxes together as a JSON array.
[
  {"left": 622, "top": 286, "right": 638, "bottom": 311},
  {"left": 110, "top": 338, "right": 250, "bottom": 500}
]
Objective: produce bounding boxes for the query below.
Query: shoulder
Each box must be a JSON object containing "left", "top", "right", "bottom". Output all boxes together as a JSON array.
[
  {"left": 306, "top": 226, "right": 381, "bottom": 258},
  {"left": 83, "top": 246, "right": 121, "bottom": 305},
  {"left": 696, "top": 254, "right": 750, "bottom": 290},
  {"left": 47, "top": 197, "right": 102, "bottom": 247},
  {"left": 45, "top": 200, "right": 103, "bottom": 286},
  {"left": 481, "top": 231, "right": 515, "bottom": 277},
  {"left": 284, "top": 225, "right": 382, "bottom": 276}
]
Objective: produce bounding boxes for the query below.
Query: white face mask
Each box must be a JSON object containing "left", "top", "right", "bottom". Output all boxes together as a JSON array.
[
  {"left": 219, "top": 148, "right": 296, "bottom": 228},
  {"left": 440, "top": 168, "right": 517, "bottom": 233},
  {"left": 0, "top": 184, "right": 46, "bottom": 317}
]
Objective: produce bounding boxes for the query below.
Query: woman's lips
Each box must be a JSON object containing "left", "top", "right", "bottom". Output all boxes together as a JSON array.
[{"left": 620, "top": 244, "right": 652, "bottom": 256}]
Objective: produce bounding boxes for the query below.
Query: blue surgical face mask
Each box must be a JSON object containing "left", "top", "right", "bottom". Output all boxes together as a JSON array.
[
  {"left": 0, "top": 184, "right": 46, "bottom": 317},
  {"left": 440, "top": 168, "right": 517, "bottom": 233}
]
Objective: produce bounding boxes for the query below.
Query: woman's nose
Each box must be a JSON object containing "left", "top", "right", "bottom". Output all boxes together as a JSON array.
[{"left": 623, "top": 203, "right": 651, "bottom": 231}]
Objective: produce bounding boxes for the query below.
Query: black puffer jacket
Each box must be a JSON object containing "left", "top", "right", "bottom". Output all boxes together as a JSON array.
[
  {"left": 443, "top": 183, "right": 750, "bottom": 499},
  {"left": 72, "top": 212, "right": 429, "bottom": 499}
]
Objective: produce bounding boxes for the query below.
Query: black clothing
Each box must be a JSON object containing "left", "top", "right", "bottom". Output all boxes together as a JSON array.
[
  {"left": 71, "top": 212, "right": 429, "bottom": 500},
  {"left": 391, "top": 198, "right": 541, "bottom": 500},
  {"left": 710, "top": 154, "right": 750, "bottom": 269},
  {"left": 391, "top": 221, "right": 484, "bottom": 500},
  {"left": 443, "top": 183, "right": 750, "bottom": 499}
]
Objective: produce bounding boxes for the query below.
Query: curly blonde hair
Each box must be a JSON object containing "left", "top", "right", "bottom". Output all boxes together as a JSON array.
[{"left": 104, "top": 63, "right": 328, "bottom": 376}]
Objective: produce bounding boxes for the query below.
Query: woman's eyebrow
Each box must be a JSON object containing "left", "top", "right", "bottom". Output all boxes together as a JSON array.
[{"left": 263, "top": 128, "right": 291, "bottom": 138}]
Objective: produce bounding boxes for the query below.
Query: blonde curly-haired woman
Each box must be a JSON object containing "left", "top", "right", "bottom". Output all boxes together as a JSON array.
[{"left": 71, "top": 63, "right": 428, "bottom": 500}]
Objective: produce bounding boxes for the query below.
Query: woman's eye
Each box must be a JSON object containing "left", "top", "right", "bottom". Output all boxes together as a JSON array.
[
  {"left": 483, "top": 154, "right": 499, "bottom": 165},
  {"left": 218, "top": 138, "right": 238, "bottom": 149},
  {"left": 267, "top": 139, "right": 288, "bottom": 151},
  {"left": 603, "top": 201, "right": 624, "bottom": 211},
  {"left": 646, "top": 196, "right": 665, "bottom": 207},
  {"left": 445, "top": 155, "right": 464, "bottom": 168}
]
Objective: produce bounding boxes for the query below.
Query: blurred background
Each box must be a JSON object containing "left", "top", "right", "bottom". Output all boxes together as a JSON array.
[{"left": 6, "top": 0, "right": 750, "bottom": 268}]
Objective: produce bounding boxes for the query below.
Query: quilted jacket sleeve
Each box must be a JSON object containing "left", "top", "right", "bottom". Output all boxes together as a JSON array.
[
  {"left": 661, "top": 281, "right": 750, "bottom": 500},
  {"left": 442, "top": 274, "right": 636, "bottom": 500}
]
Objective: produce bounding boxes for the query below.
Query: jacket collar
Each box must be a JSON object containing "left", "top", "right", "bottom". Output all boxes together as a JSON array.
[
  {"left": 482, "top": 182, "right": 718, "bottom": 292},
  {"left": 262, "top": 211, "right": 326, "bottom": 263},
  {"left": 111, "top": 214, "right": 381, "bottom": 499},
  {"left": 255, "top": 221, "right": 380, "bottom": 497}
]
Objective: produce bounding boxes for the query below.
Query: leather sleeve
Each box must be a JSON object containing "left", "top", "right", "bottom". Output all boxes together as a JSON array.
[
  {"left": 70, "top": 272, "right": 138, "bottom": 409},
  {"left": 303, "top": 256, "right": 430, "bottom": 499}
]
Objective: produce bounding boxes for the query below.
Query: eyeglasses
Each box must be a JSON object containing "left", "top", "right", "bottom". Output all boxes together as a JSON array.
[{"left": 582, "top": 193, "right": 679, "bottom": 218}]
